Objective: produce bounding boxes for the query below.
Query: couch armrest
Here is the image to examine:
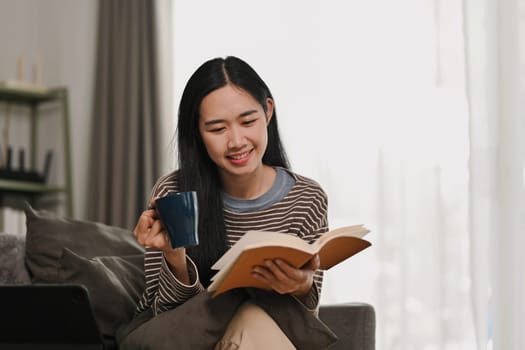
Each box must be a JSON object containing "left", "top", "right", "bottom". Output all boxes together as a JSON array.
[{"left": 319, "top": 303, "right": 375, "bottom": 350}]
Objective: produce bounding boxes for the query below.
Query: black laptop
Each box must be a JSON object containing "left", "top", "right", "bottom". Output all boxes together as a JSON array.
[{"left": 0, "top": 284, "right": 105, "bottom": 350}]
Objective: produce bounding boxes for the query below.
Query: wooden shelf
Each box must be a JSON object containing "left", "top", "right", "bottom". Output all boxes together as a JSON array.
[
  {"left": 0, "top": 86, "right": 66, "bottom": 104},
  {"left": 0, "top": 86, "right": 73, "bottom": 216},
  {"left": 0, "top": 178, "right": 66, "bottom": 193}
]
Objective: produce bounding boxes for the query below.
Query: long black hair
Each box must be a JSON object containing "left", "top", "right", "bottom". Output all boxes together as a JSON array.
[{"left": 176, "top": 56, "right": 290, "bottom": 286}]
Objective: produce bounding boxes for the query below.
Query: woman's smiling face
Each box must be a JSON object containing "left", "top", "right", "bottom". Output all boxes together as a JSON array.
[{"left": 198, "top": 84, "right": 273, "bottom": 181}]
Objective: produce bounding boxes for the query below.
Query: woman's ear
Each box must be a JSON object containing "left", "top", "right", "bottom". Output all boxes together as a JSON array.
[{"left": 265, "top": 98, "right": 274, "bottom": 124}]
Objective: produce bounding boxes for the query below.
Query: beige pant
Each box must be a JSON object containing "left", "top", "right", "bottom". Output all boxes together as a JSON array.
[{"left": 215, "top": 302, "right": 297, "bottom": 350}]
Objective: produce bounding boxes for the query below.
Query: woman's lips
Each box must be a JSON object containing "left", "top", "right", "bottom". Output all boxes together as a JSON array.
[{"left": 227, "top": 149, "right": 252, "bottom": 165}]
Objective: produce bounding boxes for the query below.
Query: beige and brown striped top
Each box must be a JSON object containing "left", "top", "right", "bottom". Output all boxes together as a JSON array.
[{"left": 135, "top": 168, "right": 328, "bottom": 316}]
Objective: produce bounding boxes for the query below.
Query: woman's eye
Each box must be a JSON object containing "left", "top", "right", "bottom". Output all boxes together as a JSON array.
[
  {"left": 243, "top": 119, "right": 257, "bottom": 126},
  {"left": 209, "top": 127, "right": 225, "bottom": 133}
]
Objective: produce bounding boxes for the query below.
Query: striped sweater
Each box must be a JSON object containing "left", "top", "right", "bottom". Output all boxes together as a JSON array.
[{"left": 135, "top": 168, "right": 329, "bottom": 316}]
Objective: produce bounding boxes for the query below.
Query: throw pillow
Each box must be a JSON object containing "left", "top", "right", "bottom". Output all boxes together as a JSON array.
[
  {"left": 57, "top": 248, "right": 145, "bottom": 338},
  {"left": 24, "top": 203, "right": 144, "bottom": 283}
]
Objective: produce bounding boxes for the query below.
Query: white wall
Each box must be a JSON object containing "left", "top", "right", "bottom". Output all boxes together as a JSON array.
[{"left": 0, "top": 0, "right": 98, "bottom": 219}]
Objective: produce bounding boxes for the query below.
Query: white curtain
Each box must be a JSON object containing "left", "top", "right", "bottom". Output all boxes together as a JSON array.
[
  {"left": 302, "top": 1, "right": 476, "bottom": 348},
  {"left": 464, "top": 0, "right": 525, "bottom": 349},
  {"left": 161, "top": 0, "right": 525, "bottom": 348}
]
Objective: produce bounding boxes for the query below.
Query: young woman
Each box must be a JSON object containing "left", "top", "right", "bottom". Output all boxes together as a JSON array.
[{"left": 118, "top": 56, "right": 333, "bottom": 349}]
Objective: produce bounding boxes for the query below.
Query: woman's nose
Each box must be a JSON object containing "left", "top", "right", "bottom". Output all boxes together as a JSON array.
[{"left": 227, "top": 126, "right": 246, "bottom": 148}]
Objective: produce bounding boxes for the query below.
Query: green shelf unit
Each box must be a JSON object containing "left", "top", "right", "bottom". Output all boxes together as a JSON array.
[
  {"left": 0, "top": 179, "right": 66, "bottom": 193},
  {"left": 0, "top": 86, "right": 60, "bottom": 103},
  {"left": 0, "top": 85, "right": 74, "bottom": 217}
]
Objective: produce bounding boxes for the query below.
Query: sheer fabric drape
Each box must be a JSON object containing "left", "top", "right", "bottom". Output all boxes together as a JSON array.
[
  {"left": 464, "top": 0, "right": 525, "bottom": 348},
  {"left": 315, "top": 2, "right": 475, "bottom": 348}
]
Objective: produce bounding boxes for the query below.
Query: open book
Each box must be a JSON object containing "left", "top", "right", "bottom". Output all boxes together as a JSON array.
[{"left": 207, "top": 225, "right": 371, "bottom": 297}]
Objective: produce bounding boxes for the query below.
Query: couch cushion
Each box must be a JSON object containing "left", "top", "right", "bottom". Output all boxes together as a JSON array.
[
  {"left": 0, "top": 233, "right": 31, "bottom": 284},
  {"left": 57, "top": 248, "right": 144, "bottom": 339},
  {"left": 24, "top": 204, "right": 144, "bottom": 283}
]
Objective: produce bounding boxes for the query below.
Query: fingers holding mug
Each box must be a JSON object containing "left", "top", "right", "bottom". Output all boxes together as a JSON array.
[{"left": 134, "top": 204, "right": 167, "bottom": 249}]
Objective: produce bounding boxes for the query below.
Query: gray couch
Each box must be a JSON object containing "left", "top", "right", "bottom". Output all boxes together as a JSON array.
[{"left": 0, "top": 207, "right": 375, "bottom": 350}]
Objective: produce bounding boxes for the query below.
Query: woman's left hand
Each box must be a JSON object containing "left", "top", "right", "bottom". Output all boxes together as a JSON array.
[{"left": 251, "top": 254, "right": 320, "bottom": 298}]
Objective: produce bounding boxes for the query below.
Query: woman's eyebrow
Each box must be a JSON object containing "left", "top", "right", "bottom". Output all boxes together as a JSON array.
[
  {"left": 203, "top": 119, "right": 224, "bottom": 126},
  {"left": 239, "top": 109, "right": 258, "bottom": 118},
  {"left": 204, "top": 110, "right": 258, "bottom": 126}
]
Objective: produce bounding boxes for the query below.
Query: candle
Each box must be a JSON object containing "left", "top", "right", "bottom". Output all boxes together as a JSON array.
[
  {"left": 33, "top": 56, "right": 42, "bottom": 85},
  {"left": 17, "top": 55, "right": 24, "bottom": 81}
]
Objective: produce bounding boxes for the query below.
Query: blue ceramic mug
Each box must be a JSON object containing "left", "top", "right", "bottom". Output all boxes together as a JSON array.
[{"left": 155, "top": 191, "right": 199, "bottom": 249}]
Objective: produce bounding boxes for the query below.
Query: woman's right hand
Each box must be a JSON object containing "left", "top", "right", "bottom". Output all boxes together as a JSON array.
[
  {"left": 134, "top": 199, "right": 171, "bottom": 251},
  {"left": 134, "top": 199, "right": 190, "bottom": 283}
]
